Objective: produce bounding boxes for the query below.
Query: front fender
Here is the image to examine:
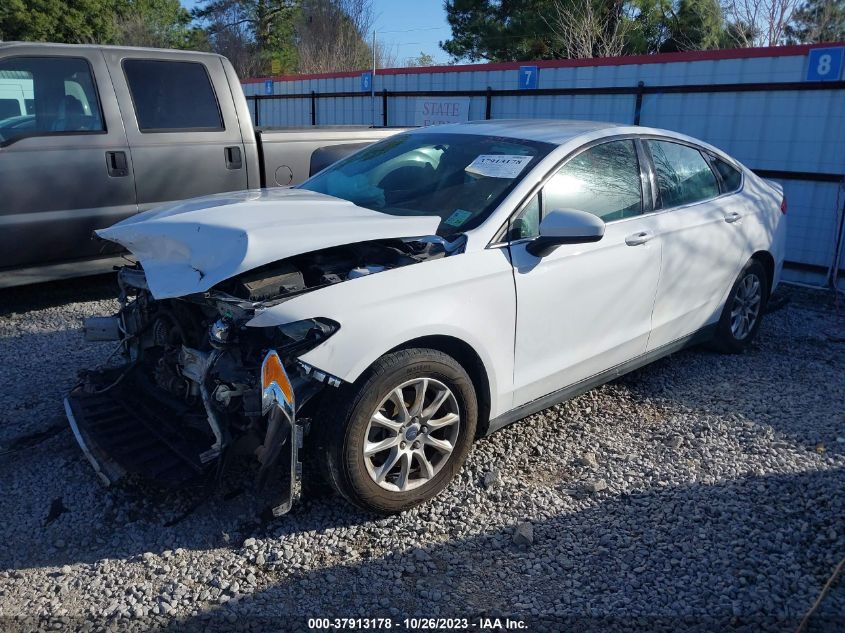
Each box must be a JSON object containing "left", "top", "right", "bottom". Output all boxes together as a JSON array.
[{"left": 247, "top": 248, "right": 517, "bottom": 419}]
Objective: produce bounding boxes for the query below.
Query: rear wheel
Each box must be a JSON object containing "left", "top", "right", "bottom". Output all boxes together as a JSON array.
[
  {"left": 317, "top": 348, "right": 477, "bottom": 514},
  {"left": 713, "top": 259, "right": 768, "bottom": 353}
]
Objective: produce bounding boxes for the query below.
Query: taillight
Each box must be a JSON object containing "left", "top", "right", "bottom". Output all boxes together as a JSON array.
[{"left": 780, "top": 197, "right": 787, "bottom": 215}]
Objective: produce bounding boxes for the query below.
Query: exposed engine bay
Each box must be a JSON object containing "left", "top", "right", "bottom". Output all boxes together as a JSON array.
[{"left": 65, "top": 236, "right": 452, "bottom": 514}]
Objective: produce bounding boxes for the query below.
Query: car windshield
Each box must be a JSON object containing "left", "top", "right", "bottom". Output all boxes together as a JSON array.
[{"left": 298, "top": 132, "right": 554, "bottom": 237}]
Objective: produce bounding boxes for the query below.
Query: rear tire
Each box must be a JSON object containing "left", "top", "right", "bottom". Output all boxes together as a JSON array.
[
  {"left": 713, "top": 259, "right": 768, "bottom": 353},
  {"left": 316, "top": 348, "right": 477, "bottom": 514}
]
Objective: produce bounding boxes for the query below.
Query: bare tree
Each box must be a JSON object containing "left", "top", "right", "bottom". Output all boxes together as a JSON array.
[
  {"left": 722, "top": 0, "right": 802, "bottom": 46},
  {"left": 208, "top": 2, "right": 266, "bottom": 77},
  {"left": 296, "top": 0, "right": 395, "bottom": 73},
  {"left": 786, "top": 0, "right": 845, "bottom": 44},
  {"left": 543, "top": 0, "right": 630, "bottom": 59}
]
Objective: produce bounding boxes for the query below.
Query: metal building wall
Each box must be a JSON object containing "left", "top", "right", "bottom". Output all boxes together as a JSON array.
[{"left": 242, "top": 45, "right": 845, "bottom": 288}]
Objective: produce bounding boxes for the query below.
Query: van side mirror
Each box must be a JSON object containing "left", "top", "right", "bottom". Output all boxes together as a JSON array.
[{"left": 526, "top": 208, "right": 605, "bottom": 257}]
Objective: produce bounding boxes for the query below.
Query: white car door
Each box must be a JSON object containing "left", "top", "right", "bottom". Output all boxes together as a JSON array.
[
  {"left": 508, "top": 139, "right": 662, "bottom": 408},
  {"left": 643, "top": 139, "right": 748, "bottom": 351}
]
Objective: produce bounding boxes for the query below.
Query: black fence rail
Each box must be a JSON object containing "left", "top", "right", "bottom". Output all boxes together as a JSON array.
[{"left": 246, "top": 78, "right": 845, "bottom": 128}]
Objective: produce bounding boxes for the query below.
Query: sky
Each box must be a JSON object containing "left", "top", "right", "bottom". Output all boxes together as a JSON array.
[
  {"left": 370, "top": 0, "right": 452, "bottom": 65},
  {"left": 180, "top": 1, "right": 453, "bottom": 66}
]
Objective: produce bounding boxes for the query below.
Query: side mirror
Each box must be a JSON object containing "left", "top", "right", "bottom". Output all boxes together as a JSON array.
[{"left": 526, "top": 208, "right": 605, "bottom": 257}]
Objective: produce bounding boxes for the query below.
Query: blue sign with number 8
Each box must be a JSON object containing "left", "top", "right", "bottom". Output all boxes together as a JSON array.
[{"left": 806, "top": 47, "right": 844, "bottom": 82}]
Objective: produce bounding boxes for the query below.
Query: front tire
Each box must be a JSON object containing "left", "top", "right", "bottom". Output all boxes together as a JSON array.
[
  {"left": 713, "top": 259, "right": 768, "bottom": 353},
  {"left": 317, "top": 348, "right": 477, "bottom": 514}
]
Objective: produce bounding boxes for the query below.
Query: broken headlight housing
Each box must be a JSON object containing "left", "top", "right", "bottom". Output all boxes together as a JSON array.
[{"left": 275, "top": 317, "right": 340, "bottom": 356}]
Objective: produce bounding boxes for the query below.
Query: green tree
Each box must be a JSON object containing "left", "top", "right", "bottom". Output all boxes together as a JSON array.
[
  {"left": 405, "top": 52, "right": 437, "bottom": 67},
  {"left": 193, "top": 0, "right": 300, "bottom": 75},
  {"left": 0, "top": 0, "right": 208, "bottom": 49},
  {"left": 443, "top": 0, "right": 737, "bottom": 61},
  {"left": 625, "top": 0, "right": 728, "bottom": 53},
  {"left": 114, "top": 0, "right": 207, "bottom": 49},
  {"left": 441, "top": 0, "right": 558, "bottom": 62},
  {"left": 0, "top": 0, "right": 121, "bottom": 43},
  {"left": 786, "top": 0, "right": 845, "bottom": 43},
  {"left": 625, "top": 0, "right": 672, "bottom": 54},
  {"left": 659, "top": 0, "right": 725, "bottom": 51}
]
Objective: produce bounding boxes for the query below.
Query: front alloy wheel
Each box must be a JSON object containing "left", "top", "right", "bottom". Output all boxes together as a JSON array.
[
  {"left": 363, "top": 378, "right": 461, "bottom": 492},
  {"left": 317, "top": 348, "right": 477, "bottom": 514}
]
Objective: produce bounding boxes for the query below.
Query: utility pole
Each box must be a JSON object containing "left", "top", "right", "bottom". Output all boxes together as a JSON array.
[{"left": 371, "top": 29, "right": 376, "bottom": 128}]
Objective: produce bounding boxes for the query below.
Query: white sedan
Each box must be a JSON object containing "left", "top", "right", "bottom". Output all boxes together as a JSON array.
[{"left": 67, "top": 120, "right": 786, "bottom": 514}]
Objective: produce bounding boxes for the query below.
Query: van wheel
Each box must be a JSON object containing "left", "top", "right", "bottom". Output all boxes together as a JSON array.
[
  {"left": 317, "top": 349, "right": 477, "bottom": 514},
  {"left": 714, "top": 259, "right": 768, "bottom": 353}
]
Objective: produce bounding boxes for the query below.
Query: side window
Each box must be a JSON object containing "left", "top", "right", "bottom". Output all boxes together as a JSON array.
[
  {"left": 648, "top": 140, "right": 719, "bottom": 208},
  {"left": 711, "top": 156, "right": 742, "bottom": 193},
  {"left": 510, "top": 192, "right": 541, "bottom": 240},
  {"left": 123, "top": 60, "right": 223, "bottom": 132},
  {"left": 544, "top": 140, "right": 643, "bottom": 222},
  {"left": 0, "top": 57, "right": 104, "bottom": 146}
]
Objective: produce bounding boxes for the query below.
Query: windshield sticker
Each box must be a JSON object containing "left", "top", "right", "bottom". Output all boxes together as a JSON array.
[
  {"left": 444, "top": 209, "right": 473, "bottom": 227},
  {"left": 465, "top": 154, "right": 533, "bottom": 179}
]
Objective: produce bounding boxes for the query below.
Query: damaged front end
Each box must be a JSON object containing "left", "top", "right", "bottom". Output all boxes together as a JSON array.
[{"left": 65, "top": 236, "right": 451, "bottom": 515}]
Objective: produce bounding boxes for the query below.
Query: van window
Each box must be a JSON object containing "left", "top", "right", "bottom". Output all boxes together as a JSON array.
[
  {"left": 0, "top": 57, "right": 104, "bottom": 145},
  {"left": 648, "top": 140, "right": 720, "bottom": 208},
  {"left": 123, "top": 60, "right": 223, "bottom": 132}
]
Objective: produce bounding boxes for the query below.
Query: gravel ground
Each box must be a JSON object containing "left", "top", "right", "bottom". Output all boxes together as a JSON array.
[{"left": 0, "top": 277, "right": 843, "bottom": 632}]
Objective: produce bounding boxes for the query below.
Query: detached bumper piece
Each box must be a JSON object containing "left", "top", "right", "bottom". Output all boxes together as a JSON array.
[{"left": 64, "top": 367, "right": 206, "bottom": 488}]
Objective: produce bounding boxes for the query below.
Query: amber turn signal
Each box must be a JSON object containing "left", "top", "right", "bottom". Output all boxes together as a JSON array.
[{"left": 262, "top": 350, "right": 294, "bottom": 406}]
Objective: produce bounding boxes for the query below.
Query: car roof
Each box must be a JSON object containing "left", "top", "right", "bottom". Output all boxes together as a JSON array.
[
  {"left": 411, "top": 119, "right": 621, "bottom": 145},
  {"left": 408, "top": 119, "right": 740, "bottom": 164}
]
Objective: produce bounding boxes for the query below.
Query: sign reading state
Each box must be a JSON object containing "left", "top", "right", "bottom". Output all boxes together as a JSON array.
[{"left": 414, "top": 97, "right": 471, "bottom": 126}]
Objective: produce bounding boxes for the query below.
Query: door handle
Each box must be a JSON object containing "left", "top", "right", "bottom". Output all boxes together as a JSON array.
[
  {"left": 224, "top": 146, "right": 242, "bottom": 170},
  {"left": 105, "top": 151, "right": 128, "bottom": 177},
  {"left": 724, "top": 211, "right": 742, "bottom": 223},
  {"left": 625, "top": 231, "right": 653, "bottom": 246}
]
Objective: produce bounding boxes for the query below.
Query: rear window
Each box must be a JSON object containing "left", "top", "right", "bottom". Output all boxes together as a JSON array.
[
  {"left": 711, "top": 156, "right": 743, "bottom": 193},
  {"left": 123, "top": 59, "right": 223, "bottom": 132},
  {"left": 648, "top": 140, "right": 720, "bottom": 209}
]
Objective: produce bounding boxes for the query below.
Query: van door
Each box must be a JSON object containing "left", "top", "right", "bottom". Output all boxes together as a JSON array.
[
  {"left": 102, "top": 51, "right": 248, "bottom": 212},
  {"left": 0, "top": 48, "right": 136, "bottom": 269}
]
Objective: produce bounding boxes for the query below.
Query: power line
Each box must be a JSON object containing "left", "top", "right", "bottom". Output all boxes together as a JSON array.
[{"left": 376, "top": 26, "right": 446, "bottom": 34}]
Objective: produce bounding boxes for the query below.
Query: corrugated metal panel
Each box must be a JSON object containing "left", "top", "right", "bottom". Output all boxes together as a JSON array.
[{"left": 239, "top": 47, "right": 845, "bottom": 285}]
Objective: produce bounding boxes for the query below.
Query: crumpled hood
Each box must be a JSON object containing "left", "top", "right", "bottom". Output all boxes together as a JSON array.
[{"left": 97, "top": 189, "right": 441, "bottom": 299}]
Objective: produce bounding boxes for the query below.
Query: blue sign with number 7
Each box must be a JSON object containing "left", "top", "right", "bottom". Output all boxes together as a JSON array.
[
  {"left": 519, "top": 66, "right": 538, "bottom": 90},
  {"left": 806, "top": 47, "right": 844, "bottom": 82}
]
